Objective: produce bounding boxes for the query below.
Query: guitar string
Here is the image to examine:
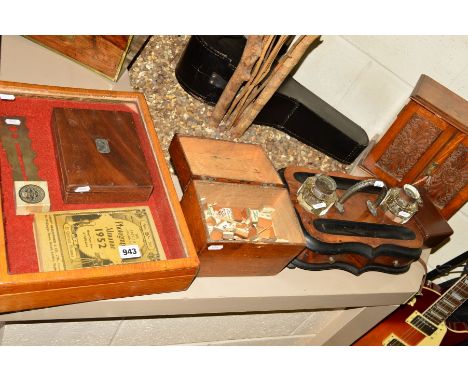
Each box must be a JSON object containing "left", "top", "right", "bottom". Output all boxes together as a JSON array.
[
  {"left": 391, "top": 265, "right": 436, "bottom": 345},
  {"left": 389, "top": 278, "right": 467, "bottom": 345},
  {"left": 372, "top": 276, "right": 467, "bottom": 345},
  {"left": 425, "top": 279, "right": 467, "bottom": 323},
  {"left": 433, "top": 283, "right": 467, "bottom": 321},
  {"left": 389, "top": 263, "right": 442, "bottom": 345},
  {"left": 421, "top": 278, "right": 467, "bottom": 324},
  {"left": 400, "top": 282, "right": 468, "bottom": 344},
  {"left": 395, "top": 300, "right": 461, "bottom": 344},
  {"left": 397, "top": 281, "right": 468, "bottom": 345}
]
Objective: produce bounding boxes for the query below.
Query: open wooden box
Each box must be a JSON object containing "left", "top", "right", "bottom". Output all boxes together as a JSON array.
[
  {"left": 0, "top": 81, "right": 199, "bottom": 313},
  {"left": 169, "top": 134, "right": 305, "bottom": 276}
]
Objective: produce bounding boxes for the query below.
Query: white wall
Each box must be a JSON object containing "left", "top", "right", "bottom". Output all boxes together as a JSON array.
[{"left": 293, "top": 35, "right": 468, "bottom": 276}]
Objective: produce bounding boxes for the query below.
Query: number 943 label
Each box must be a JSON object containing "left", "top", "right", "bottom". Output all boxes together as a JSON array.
[{"left": 119, "top": 245, "right": 142, "bottom": 259}]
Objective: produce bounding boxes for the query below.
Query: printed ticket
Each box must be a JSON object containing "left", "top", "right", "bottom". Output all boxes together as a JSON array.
[{"left": 33, "top": 206, "right": 166, "bottom": 272}]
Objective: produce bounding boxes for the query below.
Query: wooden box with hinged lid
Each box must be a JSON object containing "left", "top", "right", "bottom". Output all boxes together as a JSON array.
[
  {"left": 52, "top": 107, "right": 154, "bottom": 203},
  {"left": 169, "top": 134, "right": 306, "bottom": 277},
  {"left": 0, "top": 80, "right": 199, "bottom": 314}
]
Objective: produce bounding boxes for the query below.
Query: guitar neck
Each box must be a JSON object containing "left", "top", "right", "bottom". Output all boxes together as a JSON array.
[{"left": 423, "top": 275, "right": 468, "bottom": 324}]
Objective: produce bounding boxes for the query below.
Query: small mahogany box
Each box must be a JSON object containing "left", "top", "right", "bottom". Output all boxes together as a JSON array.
[
  {"left": 169, "top": 134, "right": 305, "bottom": 277},
  {"left": 0, "top": 81, "right": 199, "bottom": 314},
  {"left": 52, "top": 108, "right": 153, "bottom": 203}
]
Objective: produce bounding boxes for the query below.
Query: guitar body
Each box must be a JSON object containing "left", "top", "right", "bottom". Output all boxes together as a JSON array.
[{"left": 354, "top": 284, "right": 468, "bottom": 346}]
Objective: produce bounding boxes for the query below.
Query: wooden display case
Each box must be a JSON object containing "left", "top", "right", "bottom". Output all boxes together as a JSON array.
[
  {"left": 169, "top": 134, "right": 305, "bottom": 277},
  {"left": 25, "top": 36, "right": 150, "bottom": 82},
  {"left": 361, "top": 74, "right": 468, "bottom": 220},
  {"left": 0, "top": 81, "right": 199, "bottom": 314}
]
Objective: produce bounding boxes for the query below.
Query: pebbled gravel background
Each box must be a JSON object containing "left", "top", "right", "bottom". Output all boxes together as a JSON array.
[{"left": 129, "top": 35, "right": 350, "bottom": 174}]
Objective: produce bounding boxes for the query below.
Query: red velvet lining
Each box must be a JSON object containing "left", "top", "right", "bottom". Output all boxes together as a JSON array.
[{"left": 0, "top": 96, "right": 184, "bottom": 274}]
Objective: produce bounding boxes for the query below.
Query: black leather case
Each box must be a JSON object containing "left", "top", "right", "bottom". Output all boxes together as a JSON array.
[{"left": 175, "top": 35, "right": 369, "bottom": 164}]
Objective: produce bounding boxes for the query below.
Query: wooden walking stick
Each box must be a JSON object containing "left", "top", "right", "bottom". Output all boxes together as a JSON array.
[
  {"left": 230, "top": 35, "right": 320, "bottom": 138},
  {"left": 222, "top": 35, "right": 275, "bottom": 127},
  {"left": 209, "top": 35, "right": 263, "bottom": 129},
  {"left": 223, "top": 35, "right": 290, "bottom": 130}
]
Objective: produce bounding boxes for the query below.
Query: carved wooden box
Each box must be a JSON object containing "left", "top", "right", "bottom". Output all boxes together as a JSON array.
[
  {"left": 169, "top": 134, "right": 305, "bottom": 277},
  {"left": 361, "top": 74, "right": 468, "bottom": 220},
  {"left": 52, "top": 108, "right": 153, "bottom": 203},
  {"left": 0, "top": 81, "right": 199, "bottom": 314},
  {"left": 26, "top": 36, "right": 150, "bottom": 81}
]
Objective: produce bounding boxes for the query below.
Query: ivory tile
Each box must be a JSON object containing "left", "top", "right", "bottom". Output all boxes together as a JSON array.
[
  {"left": 111, "top": 312, "right": 311, "bottom": 345},
  {"left": 448, "top": 63, "right": 468, "bottom": 100},
  {"left": 336, "top": 61, "right": 411, "bottom": 139},
  {"left": 204, "top": 334, "right": 319, "bottom": 346},
  {"left": 293, "top": 35, "right": 371, "bottom": 106},
  {"left": 343, "top": 36, "right": 468, "bottom": 87},
  {"left": 0, "top": 322, "right": 5, "bottom": 345},
  {"left": 1, "top": 320, "right": 121, "bottom": 346},
  {"left": 291, "top": 310, "right": 342, "bottom": 335},
  {"left": 428, "top": 211, "right": 468, "bottom": 282}
]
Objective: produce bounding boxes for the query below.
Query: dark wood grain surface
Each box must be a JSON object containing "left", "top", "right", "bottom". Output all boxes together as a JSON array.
[
  {"left": 284, "top": 166, "right": 424, "bottom": 273},
  {"left": 52, "top": 108, "right": 153, "bottom": 203},
  {"left": 27, "top": 35, "right": 131, "bottom": 79},
  {"left": 285, "top": 167, "right": 423, "bottom": 248}
]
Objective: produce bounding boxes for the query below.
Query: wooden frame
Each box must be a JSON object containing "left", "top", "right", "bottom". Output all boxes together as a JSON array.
[
  {"left": 25, "top": 36, "right": 150, "bottom": 82},
  {"left": 362, "top": 101, "right": 455, "bottom": 185},
  {"left": 0, "top": 80, "right": 199, "bottom": 313}
]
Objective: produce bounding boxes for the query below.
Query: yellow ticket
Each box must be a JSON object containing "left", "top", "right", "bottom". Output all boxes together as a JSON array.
[{"left": 33, "top": 206, "right": 166, "bottom": 272}]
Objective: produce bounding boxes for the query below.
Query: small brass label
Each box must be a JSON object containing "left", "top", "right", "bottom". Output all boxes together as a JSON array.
[{"left": 95, "top": 138, "right": 110, "bottom": 154}]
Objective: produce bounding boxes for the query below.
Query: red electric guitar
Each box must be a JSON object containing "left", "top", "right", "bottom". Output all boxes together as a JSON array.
[{"left": 353, "top": 274, "right": 468, "bottom": 346}]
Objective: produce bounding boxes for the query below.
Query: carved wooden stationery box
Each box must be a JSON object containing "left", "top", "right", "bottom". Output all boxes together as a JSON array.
[
  {"left": 361, "top": 74, "right": 468, "bottom": 220},
  {"left": 0, "top": 81, "right": 199, "bottom": 314},
  {"left": 25, "top": 35, "right": 150, "bottom": 81},
  {"left": 282, "top": 167, "right": 424, "bottom": 275},
  {"left": 169, "top": 134, "right": 305, "bottom": 277},
  {"left": 52, "top": 108, "right": 153, "bottom": 203}
]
